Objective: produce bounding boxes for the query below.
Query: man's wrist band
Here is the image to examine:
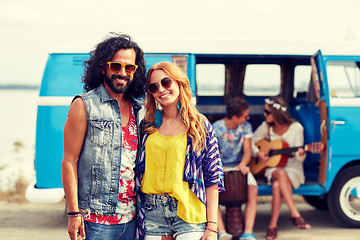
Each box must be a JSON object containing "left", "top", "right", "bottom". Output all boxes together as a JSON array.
[
  {"left": 67, "top": 212, "right": 80, "bottom": 216},
  {"left": 68, "top": 213, "right": 82, "bottom": 218}
]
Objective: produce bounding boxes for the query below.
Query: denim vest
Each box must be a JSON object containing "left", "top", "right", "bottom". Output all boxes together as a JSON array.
[{"left": 76, "top": 84, "right": 141, "bottom": 215}]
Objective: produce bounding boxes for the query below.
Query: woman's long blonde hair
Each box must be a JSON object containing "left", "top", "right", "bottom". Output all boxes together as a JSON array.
[{"left": 143, "top": 62, "right": 207, "bottom": 154}]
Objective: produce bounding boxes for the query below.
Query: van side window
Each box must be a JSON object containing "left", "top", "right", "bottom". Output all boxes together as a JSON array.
[
  {"left": 327, "top": 61, "right": 360, "bottom": 97},
  {"left": 196, "top": 64, "right": 225, "bottom": 96},
  {"left": 243, "top": 64, "right": 281, "bottom": 96},
  {"left": 294, "top": 65, "right": 312, "bottom": 98}
]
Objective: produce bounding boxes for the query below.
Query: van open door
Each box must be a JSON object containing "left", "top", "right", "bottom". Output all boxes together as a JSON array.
[
  {"left": 310, "top": 51, "right": 328, "bottom": 186},
  {"left": 312, "top": 50, "right": 360, "bottom": 227}
]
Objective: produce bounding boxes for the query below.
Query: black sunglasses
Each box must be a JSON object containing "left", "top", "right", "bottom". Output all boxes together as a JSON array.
[
  {"left": 148, "top": 77, "right": 173, "bottom": 94},
  {"left": 264, "top": 109, "right": 272, "bottom": 115}
]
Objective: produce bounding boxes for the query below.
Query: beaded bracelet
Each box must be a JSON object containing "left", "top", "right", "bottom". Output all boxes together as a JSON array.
[
  {"left": 205, "top": 226, "right": 218, "bottom": 233},
  {"left": 207, "top": 221, "right": 217, "bottom": 225}
]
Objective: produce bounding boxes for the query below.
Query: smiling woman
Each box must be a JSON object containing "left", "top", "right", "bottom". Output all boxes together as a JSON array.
[{"left": 137, "top": 61, "right": 224, "bottom": 240}]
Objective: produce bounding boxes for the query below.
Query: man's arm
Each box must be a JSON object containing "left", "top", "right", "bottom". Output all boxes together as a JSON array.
[
  {"left": 237, "top": 137, "right": 252, "bottom": 174},
  {"left": 62, "top": 98, "right": 87, "bottom": 240}
]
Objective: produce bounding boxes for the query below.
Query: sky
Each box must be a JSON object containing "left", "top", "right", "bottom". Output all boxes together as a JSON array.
[{"left": 1, "top": 0, "right": 360, "bottom": 85}]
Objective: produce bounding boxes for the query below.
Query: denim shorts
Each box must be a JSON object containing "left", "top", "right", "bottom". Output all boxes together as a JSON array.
[{"left": 144, "top": 194, "right": 206, "bottom": 238}]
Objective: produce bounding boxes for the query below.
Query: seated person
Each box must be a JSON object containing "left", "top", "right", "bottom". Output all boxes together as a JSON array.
[
  {"left": 252, "top": 96, "right": 311, "bottom": 240},
  {"left": 212, "top": 97, "right": 258, "bottom": 240}
]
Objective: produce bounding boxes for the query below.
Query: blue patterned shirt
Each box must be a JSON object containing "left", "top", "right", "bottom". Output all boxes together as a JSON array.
[{"left": 212, "top": 119, "right": 253, "bottom": 167}]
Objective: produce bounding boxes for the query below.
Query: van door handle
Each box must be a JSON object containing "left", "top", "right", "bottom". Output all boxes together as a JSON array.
[
  {"left": 331, "top": 120, "right": 345, "bottom": 133},
  {"left": 331, "top": 120, "right": 345, "bottom": 125}
]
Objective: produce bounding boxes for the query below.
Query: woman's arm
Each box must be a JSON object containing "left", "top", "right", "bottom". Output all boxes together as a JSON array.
[
  {"left": 292, "top": 122, "right": 306, "bottom": 162},
  {"left": 251, "top": 121, "right": 269, "bottom": 157},
  {"left": 198, "top": 120, "right": 224, "bottom": 239},
  {"left": 202, "top": 184, "right": 219, "bottom": 240}
]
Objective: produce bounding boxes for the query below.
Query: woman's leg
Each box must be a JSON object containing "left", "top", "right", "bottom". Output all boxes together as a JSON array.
[
  {"left": 272, "top": 169, "right": 311, "bottom": 229},
  {"left": 268, "top": 179, "right": 282, "bottom": 229},
  {"left": 272, "top": 169, "right": 300, "bottom": 218},
  {"left": 175, "top": 231, "right": 204, "bottom": 240}
]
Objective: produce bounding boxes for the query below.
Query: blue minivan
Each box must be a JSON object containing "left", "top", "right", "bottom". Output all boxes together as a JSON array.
[{"left": 26, "top": 40, "right": 360, "bottom": 227}]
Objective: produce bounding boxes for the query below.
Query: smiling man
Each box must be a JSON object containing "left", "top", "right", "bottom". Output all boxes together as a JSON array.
[{"left": 62, "top": 33, "right": 146, "bottom": 240}]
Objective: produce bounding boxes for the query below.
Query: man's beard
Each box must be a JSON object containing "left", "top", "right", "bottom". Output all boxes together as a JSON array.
[{"left": 105, "top": 73, "right": 131, "bottom": 94}]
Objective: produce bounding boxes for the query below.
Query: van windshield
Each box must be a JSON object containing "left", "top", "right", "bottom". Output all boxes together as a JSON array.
[{"left": 327, "top": 61, "right": 360, "bottom": 98}]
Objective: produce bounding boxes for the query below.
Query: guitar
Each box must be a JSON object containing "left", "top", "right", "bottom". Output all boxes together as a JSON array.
[{"left": 249, "top": 139, "right": 325, "bottom": 175}]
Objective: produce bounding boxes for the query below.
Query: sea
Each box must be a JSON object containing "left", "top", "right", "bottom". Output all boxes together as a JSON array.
[{"left": 0, "top": 88, "right": 39, "bottom": 193}]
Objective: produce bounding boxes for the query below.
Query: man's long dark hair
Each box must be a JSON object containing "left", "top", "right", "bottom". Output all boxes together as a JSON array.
[{"left": 82, "top": 33, "right": 146, "bottom": 99}]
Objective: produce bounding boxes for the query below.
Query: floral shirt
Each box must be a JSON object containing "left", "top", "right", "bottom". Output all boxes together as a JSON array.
[
  {"left": 87, "top": 104, "right": 137, "bottom": 225},
  {"left": 212, "top": 119, "right": 253, "bottom": 167}
]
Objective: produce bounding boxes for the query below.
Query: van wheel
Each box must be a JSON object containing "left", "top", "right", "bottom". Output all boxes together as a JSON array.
[
  {"left": 303, "top": 195, "right": 328, "bottom": 210},
  {"left": 327, "top": 166, "right": 360, "bottom": 227}
]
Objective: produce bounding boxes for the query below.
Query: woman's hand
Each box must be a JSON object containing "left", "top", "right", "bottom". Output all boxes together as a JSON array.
[
  {"left": 201, "top": 227, "right": 217, "bottom": 240},
  {"left": 298, "top": 147, "right": 305, "bottom": 156},
  {"left": 257, "top": 150, "right": 269, "bottom": 163}
]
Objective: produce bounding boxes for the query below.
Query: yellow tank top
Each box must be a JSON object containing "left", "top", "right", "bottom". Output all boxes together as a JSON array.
[{"left": 141, "top": 130, "right": 206, "bottom": 223}]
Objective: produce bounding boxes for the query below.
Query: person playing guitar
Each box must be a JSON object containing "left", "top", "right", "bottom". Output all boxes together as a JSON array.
[
  {"left": 249, "top": 139, "right": 324, "bottom": 175},
  {"left": 252, "top": 97, "right": 311, "bottom": 240}
]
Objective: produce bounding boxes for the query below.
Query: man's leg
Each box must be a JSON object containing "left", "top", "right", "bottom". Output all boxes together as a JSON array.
[{"left": 244, "top": 184, "right": 257, "bottom": 234}]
